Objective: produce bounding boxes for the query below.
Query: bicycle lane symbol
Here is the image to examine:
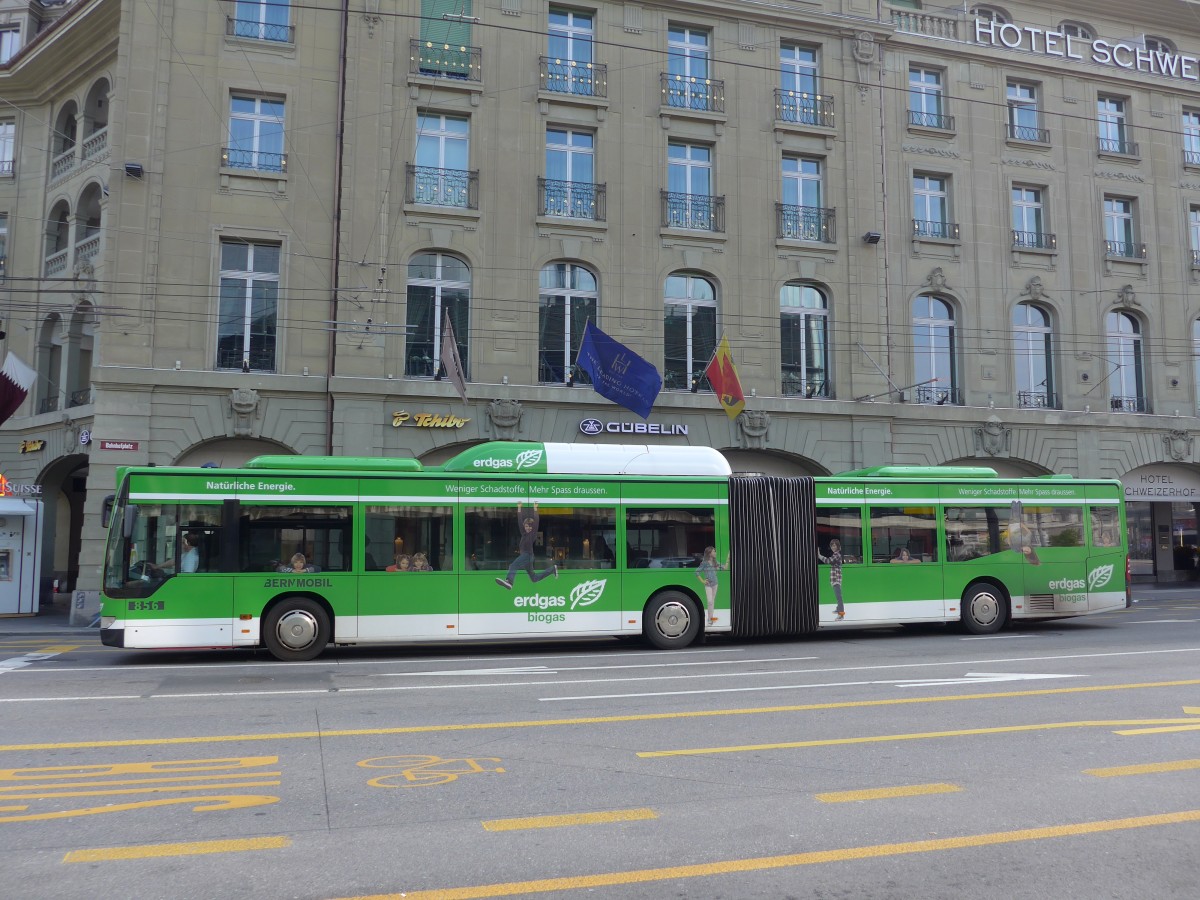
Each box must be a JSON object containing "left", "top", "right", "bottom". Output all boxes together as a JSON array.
[{"left": 358, "top": 755, "right": 505, "bottom": 787}]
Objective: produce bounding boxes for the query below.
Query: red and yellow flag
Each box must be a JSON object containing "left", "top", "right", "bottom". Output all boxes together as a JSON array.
[{"left": 704, "top": 334, "right": 746, "bottom": 420}]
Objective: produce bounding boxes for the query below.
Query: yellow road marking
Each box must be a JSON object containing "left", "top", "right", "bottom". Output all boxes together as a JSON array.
[
  {"left": 816, "top": 783, "right": 961, "bottom": 803},
  {"left": 637, "top": 718, "right": 1200, "bottom": 758},
  {"left": 2, "top": 678, "right": 1197, "bottom": 752},
  {"left": 482, "top": 808, "right": 657, "bottom": 832},
  {"left": 1086, "top": 759, "right": 1200, "bottom": 777},
  {"left": 1115, "top": 723, "right": 1200, "bottom": 735},
  {"left": 333, "top": 809, "right": 1200, "bottom": 900},
  {"left": 35, "top": 645, "right": 80, "bottom": 653},
  {"left": 63, "top": 836, "right": 290, "bottom": 863},
  {"left": 1, "top": 779, "right": 281, "bottom": 800}
]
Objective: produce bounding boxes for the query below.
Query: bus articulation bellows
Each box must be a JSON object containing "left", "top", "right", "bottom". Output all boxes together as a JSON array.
[{"left": 100, "top": 442, "right": 1129, "bottom": 661}]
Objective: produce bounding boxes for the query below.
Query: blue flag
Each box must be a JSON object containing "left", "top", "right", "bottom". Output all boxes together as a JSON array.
[{"left": 575, "top": 321, "right": 662, "bottom": 419}]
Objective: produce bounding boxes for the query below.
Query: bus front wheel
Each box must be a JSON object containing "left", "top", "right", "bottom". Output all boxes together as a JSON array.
[
  {"left": 263, "top": 597, "right": 330, "bottom": 661},
  {"left": 643, "top": 592, "right": 700, "bottom": 649},
  {"left": 961, "top": 584, "right": 1006, "bottom": 635}
]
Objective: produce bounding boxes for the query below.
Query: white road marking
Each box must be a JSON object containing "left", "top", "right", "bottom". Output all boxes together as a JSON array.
[
  {"left": 1127, "top": 620, "right": 1198, "bottom": 624},
  {"left": 366, "top": 655, "right": 820, "bottom": 678},
  {"left": 0, "top": 652, "right": 66, "bottom": 674},
  {"left": 961, "top": 634, "right": 1047, "bottom": 640},
  {"left": 0, "top": 647, "right": 1196, "bottom": 704},
  {"left": 889, "top": 672, "right": 1083, "bottom": 688}
]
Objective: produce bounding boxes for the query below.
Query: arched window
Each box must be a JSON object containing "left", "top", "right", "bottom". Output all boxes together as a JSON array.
[
  {"left": 44, "top": 200, "right": 71, "bottom": 277},
  {"left": 781, "top": 283, "right": 829, "bottom": 397},
  {"left": 405, "top": 252, "right": 470, "bottom": 379},
  {"left": 1106, "top": 311, "right": 1145, "bottom": 412},
  {"left": 1058, "top": 21, "right": 1094, "bottom": 41},
  {"left": 36, "top": 314, "right": 63, "bottom": 413},
  {"left": 539, "top": 262, "right": 597, "bottom": 384},
  {"left": 1013, "top": 303, "right": 1054, "bottom": 408},
  {"left": 971, "top": 6, "right": 1009, "bottom": 24},
  {"left": 1144, "top": 36, "right": 1174, "bottom": 54},
  {"left": 664, "top": 273, "right": 716, "bottom": 391},
  {"left": 912, "top": 295, "right": 958, "bottom": 405}
]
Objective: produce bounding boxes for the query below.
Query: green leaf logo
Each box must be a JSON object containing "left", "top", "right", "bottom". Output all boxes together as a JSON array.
[
  {"left": 515, "top": 449, "right": 544, "bottom": 471},
  {"left": 570, "top": 579, "right": 607, "bottom": 610},
  {"left": 1087, "top": 564, "right": 1114, "bottom": 590}
]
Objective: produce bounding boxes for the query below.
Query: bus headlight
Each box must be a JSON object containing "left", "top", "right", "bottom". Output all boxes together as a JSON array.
[{"left": 100, "top": 616, "right": 116, "bottom": 629}]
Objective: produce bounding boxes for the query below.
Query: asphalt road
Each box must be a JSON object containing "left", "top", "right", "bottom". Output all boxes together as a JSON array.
[{"left": 1, "top": 596, "right": 1197, "bottom": 899}]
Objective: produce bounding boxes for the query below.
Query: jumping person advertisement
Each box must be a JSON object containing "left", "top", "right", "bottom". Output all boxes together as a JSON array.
[
  {"left": 704, "top": 333, "right": 746, "bottom": 420},
  {"left": 574, "top": 321, "right": 662, "bottom": 419}
]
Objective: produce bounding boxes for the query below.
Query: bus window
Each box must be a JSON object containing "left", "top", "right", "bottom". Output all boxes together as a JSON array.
[
  {"left": 1089, "top": 506, "right": 1121, "bottom": 548},
  {"left": 625, "top": 507, "right": 714, "bottom": 568},
  {"left": 364, "top": 505, "right": 453, "bottom": 571},
  {"left": 239, "top": 505, "right": 352, "bottom": 572},
  {"left": 1022, "top": 506, "right": 1083, "bottom": 548},
  {"left": 869, "top": 506, "right": 938, "bottom": 563},
  {"left": 541, "top": 506, "right": 618, "bottom": 569},
  {"left": 816, "top": 507, "right": 862, "bottom": 564},
  {"left": 944, "top": 506, "right": 1007, "bottom": 561}
]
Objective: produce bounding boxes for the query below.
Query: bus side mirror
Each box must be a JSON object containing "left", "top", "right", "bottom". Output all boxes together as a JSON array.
[{"left": 101, "top": 494, "right": 115, "bottom": 527}]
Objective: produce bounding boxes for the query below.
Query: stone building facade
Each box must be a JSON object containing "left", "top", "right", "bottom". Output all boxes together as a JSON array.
[{"left": 3, "top": 0, "right": 1200, "bottom": 611}]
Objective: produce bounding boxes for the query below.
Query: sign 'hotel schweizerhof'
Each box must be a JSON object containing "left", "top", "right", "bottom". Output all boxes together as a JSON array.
[{"left": 974, "top": 18, "right": 1200, "bottom": 81}]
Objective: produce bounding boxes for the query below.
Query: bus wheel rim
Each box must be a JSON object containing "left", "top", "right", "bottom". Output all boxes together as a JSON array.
[
  {"left": 654, "top": 601, "right": 691, "bottom": 638},
  {"left": 277, "top": 610, "right": 319, "bottom": 650},
  {"left": 970, "top": 592, "right": 999, "bottom": 626}
]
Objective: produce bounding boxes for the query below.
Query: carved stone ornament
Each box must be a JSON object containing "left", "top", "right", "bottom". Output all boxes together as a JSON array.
[
  {"left": 228, "top": 387, "right": 261, "bottom": 438},
  {"left": 736, "top": 409, "right": 770, "bottom": 450},
  {"left": 1116, "top": 284, "right": 1139, "bottom": 306},
  {"left": 925, "top": 266, "right": 950, "bottom": 291},
  {"left": 853, "top": 32, "right": 877, "bottom": 65},
  {"left": 974, "top": 415, "right": 1011, "bottom": 457},
  {"left": 1163, "top": 429, "right": 1194, "bottom": 462},
  {"left": 1022, "top": 275, "right": 1047, "bottom": 301},
  {"left": 487, "top": 398, "right": 523, "bottom": 440}
]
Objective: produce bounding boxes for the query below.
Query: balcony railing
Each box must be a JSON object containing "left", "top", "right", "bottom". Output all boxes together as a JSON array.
[
  {"left": 81, "top": 127, "right": 108, "bottom": 162},
  {"left": 782, "top": 370, "right": 829, "bottom": 398},
  {"left": 44, "top": 248, "right": 69, "bottom": 278},
  {"left": 67, "top": 388, "right": 93, "bottom": 409},
  {"left": 890, "top": 7, "right": 959, "bottom": 39},
  {"left": 914, "top": 385, "right": 961, "bottom": 406},
  {"left": 51, "top": 148, "right": 76, "bottom": 181},
  {"left": 913, "top": 219, "right": 960, "bottom": 240},
  {"left": 660, "top": 73, "right": 724, "bottom": 113},
  {"left": 74, "top": 233, "right": 101, "bottom": 265},
  {"left": 1012, "top": 230, "right": 1056, "bottom": 250},
  {"left": 909, "top": 109, "right": 954, "bottom": 130},
  {"left": 775, "top": 90, "right": 835, "bottom": 128},
  {"left": 217, "top": 349, "right": 276, "bottom": 373},
  {"left": 539, "top": 57, "right": 607, "bottom": 98},
  {"left": 1105, "top": 240, "right": 1147, "bottom": 259},
  {"left": 1192, "top": 249, "right": 1200, "bottom": 267},
  {"left": 406, "top": 164, "right": 479, "bottom": 209},
  {"left": 226, "top": 16, "right": 295, "bottom": 43},
  {"left": 410, "top": 38, "right": 482, "bottom": 82},
  {"left": 1018, "top": 390, "right": 1058, "bottom": 409},
  {"left": 221, "top": 147, "right": 287, "bottom": 173},
  {"left": 1007, "top": 122, "right": 1049, "bottom": 143},
  {"left": 0, "top": 159, "right": 12, "bottom": 176},
  {"left": 1098, "top": 137, "right": 1139, "bottom": 156},
  {"left": 539, "top": 358, "right": 591, "bottom": 386},
  {"left": 1110, "top": 395, "right": 1148, "bottom": 413},
  {"left": 661, "top": 191, "right": 725, "bottom": 232},
  {"left": 538, "top": 178, "right": 605, "bottom": 221},
  {"left": 37, "top": 397, "right": 59, "bottom": 414},
  {"left": 1185, "top": 149, "right": 1200, "bottom": 166},
  {"left": 777, "top": 204, "right": 835, "bottom": 242}
]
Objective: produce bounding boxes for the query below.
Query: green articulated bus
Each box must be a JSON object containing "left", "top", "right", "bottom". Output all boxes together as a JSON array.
[{"left": 100, "top": 442, "right": 1129, "bottom": 661}]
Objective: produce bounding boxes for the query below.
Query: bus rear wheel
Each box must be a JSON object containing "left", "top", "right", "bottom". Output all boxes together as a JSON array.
[
  {"left": 264, "top": 597, "right": 330, "bottom": 661},
  {"left": 643, "top": 592, "right": 700, "bottom": 649},
  {"left": 961, "top": 583, "right": 1006, "bottom": 635}
]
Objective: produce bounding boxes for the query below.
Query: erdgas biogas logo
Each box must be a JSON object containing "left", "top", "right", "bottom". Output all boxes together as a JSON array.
[
  {"left": 472, "top": 449, "right": 544, "bottom": 471},
  {"left": 516, "top": 580, "right": 609, "bottom": 624},
  {"left": 1047, "top": 565, "right": 1115, "bottom": 593},
  {"left": 1088, "top": 564, "right": 1115, "bottom": 591}
]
